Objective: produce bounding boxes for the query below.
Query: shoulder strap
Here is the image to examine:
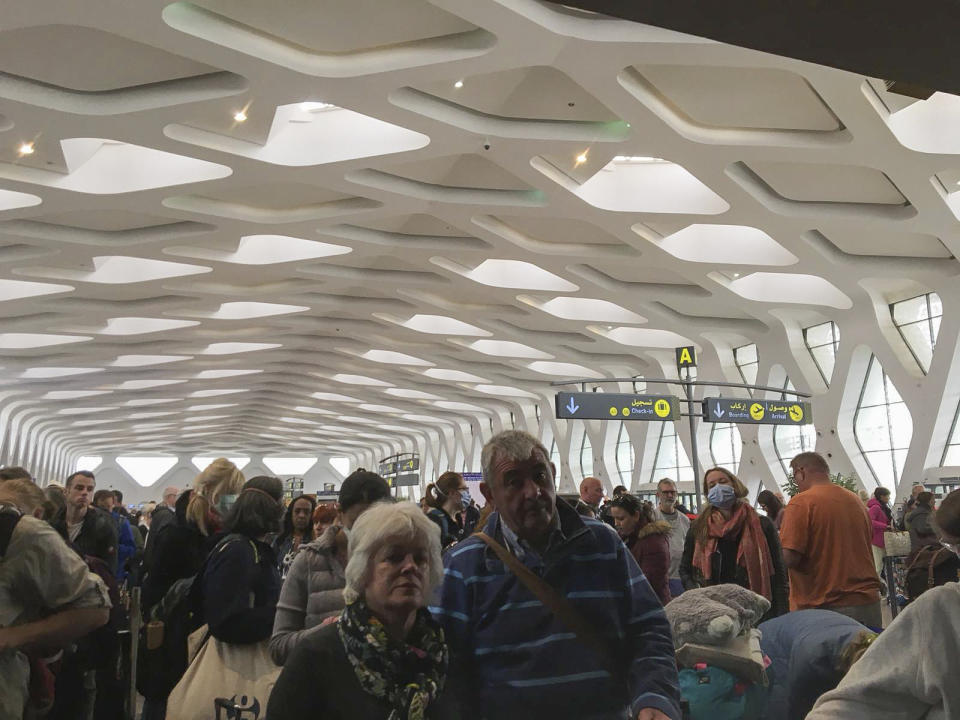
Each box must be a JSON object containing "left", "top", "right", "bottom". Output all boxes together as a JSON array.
[
  {"left": 476, "top": 532, "right": 616, "bottom": 671},
  {"left": 0, "top": 506, "right": 23, "bottom": 557}
]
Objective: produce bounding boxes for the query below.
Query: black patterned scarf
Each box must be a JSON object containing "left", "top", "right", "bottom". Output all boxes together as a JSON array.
[{"left": 338, "top": 599, "right": 448, "bottom": 720}]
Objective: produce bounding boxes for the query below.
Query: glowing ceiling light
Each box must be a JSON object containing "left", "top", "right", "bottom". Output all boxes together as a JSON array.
[
  {"left": 575, "top": 152, "right": 588, "bottom": 165},
  {"left": 17, "top": 142, "right": 34, "bottom": 156},
  {"left": 233, "top": 110, "right": 247, "bottom": 122},
  {"left": 454, "top": 80, "right": 464, "bottom": 89},
  {"left": 300, "top": 101, "right": 334, "bottom": 111}
]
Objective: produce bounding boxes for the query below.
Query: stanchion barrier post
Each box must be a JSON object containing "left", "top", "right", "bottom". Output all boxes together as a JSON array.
[{"left": 129, "top": 586, "right": 141, "bottom": 720}]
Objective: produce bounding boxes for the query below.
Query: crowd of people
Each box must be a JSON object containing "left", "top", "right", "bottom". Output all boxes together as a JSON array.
[{"left": 2, "top": 434, "right": 960, "bottom": 719}]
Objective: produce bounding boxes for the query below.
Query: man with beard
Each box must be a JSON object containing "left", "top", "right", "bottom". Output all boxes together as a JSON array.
[
  {"left": 433, "top": 431, "right": 680, "bottom": 720},
  {"left": 653, "top": 478, "right": 690, "bottom": 598}
]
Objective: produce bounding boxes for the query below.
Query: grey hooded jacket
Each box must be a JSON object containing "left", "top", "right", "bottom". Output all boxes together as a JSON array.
[{"left": 269, "top": 524, "right": 346, "bottom": 666}]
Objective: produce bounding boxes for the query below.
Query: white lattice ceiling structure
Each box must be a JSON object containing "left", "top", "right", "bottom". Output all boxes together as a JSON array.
[{"left": 1, "top": 0, "right": 959, "bottom": 495}]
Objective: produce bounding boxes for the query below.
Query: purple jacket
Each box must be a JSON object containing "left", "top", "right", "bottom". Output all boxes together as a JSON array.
[{"left": 866, "top": 498, "right": 889, "bottom": 549}]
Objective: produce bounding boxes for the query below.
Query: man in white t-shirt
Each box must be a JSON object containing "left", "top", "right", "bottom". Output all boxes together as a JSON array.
[{"left": 653, "top": 477, "right": 690, "bottom": 598}]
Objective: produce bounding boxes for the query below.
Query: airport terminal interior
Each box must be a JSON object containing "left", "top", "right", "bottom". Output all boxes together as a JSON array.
[{"left": 2, "top": 1, "right": 960, "bottom": 720}]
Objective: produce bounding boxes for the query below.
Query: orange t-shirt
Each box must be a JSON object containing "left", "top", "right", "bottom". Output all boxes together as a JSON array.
[{"left": 779, "top": 483, "right": 881, "bottom": 610}]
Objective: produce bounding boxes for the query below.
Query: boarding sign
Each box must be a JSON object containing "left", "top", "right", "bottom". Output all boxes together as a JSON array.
[
  {"left": 703, "top": 398, "right": 812, "bottom": 425},
  {"left": 555, "top": 392, "right": 680, "bottom": 421}
]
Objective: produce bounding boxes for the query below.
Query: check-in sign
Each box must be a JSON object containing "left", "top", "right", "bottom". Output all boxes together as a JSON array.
[
  {"left": 703, "top": 398, "right": 813, "bottom": 425},
  {"left": 555, "top": 392, "right": 680, "bottom": 421}
]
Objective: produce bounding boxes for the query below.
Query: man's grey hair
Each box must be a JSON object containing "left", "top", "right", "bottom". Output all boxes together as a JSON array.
[
  {"left": 343, "top": 501, "right": 443, "bottom": 605},
  {"left": 481, "top": 430, "right": 551, "bottom": 486},
  {"left": 792, "top": 451, "right": 830, "bottom": 474},
  {"left": 656, "top": 477, "right": 676, "bottom": 491}
]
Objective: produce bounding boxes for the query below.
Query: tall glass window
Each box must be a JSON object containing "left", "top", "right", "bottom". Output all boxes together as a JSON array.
[
  {"left": 615, "top": 422, "right": 635, "bottom": 486},
  {"left": 734, "top": 344, "right": 759, "bottom": 390},
  {"left": 549, "top": 437, "right": 562, "bottom": 487},
  {"left": 804, "top": 321, "right": 840, "bottom": 385},
  {"left": 773, "top": 379, "right": 816, "bottom": 475},
  {"left": 941, "top": 402, "right": 960, "bottom": 466},
  {"left": 651, "top": 422, "right": 694, "bottom": 483},
  {"left": 891, "top": 292, "right": 942, "bottom": 373},
  {"left": 853, "top": 355, "right": 913, "bottom": 489},
  {"left": 709, "top": 423, "right": 742, "bottom": 472},
  {"left": 580, "top": 428, "right": 594, "bottom": 478}
]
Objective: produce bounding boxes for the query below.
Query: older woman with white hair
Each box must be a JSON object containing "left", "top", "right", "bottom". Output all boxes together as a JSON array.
[{"left": 267, "top": 501, "right": 461, "bottom": 719}]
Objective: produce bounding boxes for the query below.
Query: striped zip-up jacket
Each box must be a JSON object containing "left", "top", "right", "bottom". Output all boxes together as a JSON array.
[{"left": 431, "top": 499, "right": 680, "bottom": 720}]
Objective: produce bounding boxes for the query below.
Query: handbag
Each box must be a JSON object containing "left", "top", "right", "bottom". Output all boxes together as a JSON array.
[
  {"left": 165, "top": 626, "right": 280, "bottom": 720},
  {"left": 884, "top": 530, "right": 911, "bottom": 557}
]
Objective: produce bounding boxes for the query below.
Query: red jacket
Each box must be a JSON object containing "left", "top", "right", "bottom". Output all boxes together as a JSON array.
[
  {"left": 867, "top": 498, "right": 890, "bottom": 549},
  {"left": 625, "top": 521, "right": 673, "bottom": 605}
]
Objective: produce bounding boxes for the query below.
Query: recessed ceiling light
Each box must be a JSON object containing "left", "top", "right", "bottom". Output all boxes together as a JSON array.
[
  {"left": 454, "top": 80, "right": 464, "bottom": 89},
  {"left": 17, "top": 143, "right": 34, "bottom": 156},
  {"left": 575, "top": 152, "right": 588, "bottom": 165},
  {"left": 233, "top": 110, "right": 247, "bottom": 122},
  {"left": 300, "top": 101, "right": 334, "bottom": 111}
]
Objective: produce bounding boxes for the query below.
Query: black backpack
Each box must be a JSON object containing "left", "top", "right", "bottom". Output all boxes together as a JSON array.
[
  {"left": 0, "top": 505, "right": 21, "bottom": 555},
  {"left": 905, "top": 545, "right": 960, "bottom": 601}
]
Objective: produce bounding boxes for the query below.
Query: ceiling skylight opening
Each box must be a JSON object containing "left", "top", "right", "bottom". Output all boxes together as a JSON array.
[
  {"left": 595, "top": 327, "right": 695, "bottom": 348},
  {"left": 389, "top": 314, "right": 491, "bottom": 336},
  {"left": 194, "top": 369, "right": 263, "bottom": 380},
  {"left": 329, "top": 457, "right": 351, "bottom": 476},
  {"left": 111, "top": 355, "right": 192, "bottom": 367},
  {"left": 422, "top": 368, "right": 491, "bottom": 383},
  {"left": 715, "top": 271, "right": 853, "bottom": 309},
  {"left": 202, "top": 343, "right": 281, "bottom": 355},
  {"left": 359, "top": 403, "right": 404, "bottom": 413},
  {"left": 649, "top": 224, "right": 798, "bottom": 266},
  {"left": 527, "top": 361, "right": 603, "bottom": 378},
  {"left": 294, "top": 406, "right": 335, "bottom": 415},
  {"left": 124, "top": 398, "right": 180, "bottom": 407},
  {"left": 401, "top": 414, "right": 447, "bottom": 423},
  {"left": 384, "top": 388, "right": 444, "bottom": 400},
  {"left": 521, "top": 295, "right": 647, "bottom": 323},
  {"left": 311, "top": 392, "right": 362, "bottom": 402},
  {"left": 612, "top": 156, "right": 667, "bottom": 164},
  {"left": 186, "top": 403, "right": 238, "bottom": 411},
  {"left": 263, "top": 457, "right": 318, "bottom": 475},
  {"left": 116, "top": 456, "right": 179, "bottom": 487},
  {"left": 18, "top": 255, "right": 211, "bottom": 284},
  {"left": 21, "top": 367, "right": 101, "bottom": 379},
  {"left": 189, "top": 389, "right": 248, "bottom": 398},
  {"left": 331, "top": 374, "right": 393, "bottom": 386},
  {"left": 438, "top": 258, "right": 579, "bottom": 291},
  {"left": 434, "top": 401, "right": 487, "bottom": 411},
  {"left": 58, "top": 406, "right": 116, "bottom": 415},
  {"left": 75, "top": 456, "right": 103, "bottom": 472},
  {"left": 114, "top": 379, "right": 185, "bottom": 389},
  {"left": 44, "top": 390, "right": 110, "bottom": 400},
  {"left": 96, "top": 317, "right": 200, "bottom": 335},
  {"left": 0, "top": 279, "right": 74, "bottom": 302},
  {"left": 300, "top": 101, "right": 336, "bottom": 112},
  {"left": 463, "top": 339, "right": 554, "bottom": 359},
  {"left": 166, "top": 234, "right": 352, "bottom": 265},
  {"left": 360, "top": 350, "right": 433, "bottom": 366},
  {"left": 198, "top": 302, "right": 309, "bottom": 320},
  {"left": 0, "top": 333, "right": 91, "bottom": 349},
  {"left": 192, "top": 456, "right": 250, "bottom": 471},
  {"left": 473, "top": 384, "right": 539, "bottom": 399}
]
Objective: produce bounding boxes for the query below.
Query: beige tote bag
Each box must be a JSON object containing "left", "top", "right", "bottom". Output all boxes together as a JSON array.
[{"left": 166, "top": 625, "right": 280, "bottom": 720}]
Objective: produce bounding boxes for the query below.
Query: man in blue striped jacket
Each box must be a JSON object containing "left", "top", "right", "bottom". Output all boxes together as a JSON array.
[{"left": 432, "top": 430, "right": 680, "bottom": 720}]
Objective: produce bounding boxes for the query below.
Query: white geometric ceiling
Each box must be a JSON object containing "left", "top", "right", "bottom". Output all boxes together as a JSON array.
[{"left": 0, "top": 0, "right": 957, "bottom": 461}]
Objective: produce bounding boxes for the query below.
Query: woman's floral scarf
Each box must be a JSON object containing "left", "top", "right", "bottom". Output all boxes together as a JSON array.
[{"left": 338, "top": 599, "right": 448, "bottom": 720}]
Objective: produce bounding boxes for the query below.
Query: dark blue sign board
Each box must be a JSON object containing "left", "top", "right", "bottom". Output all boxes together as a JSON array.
[
  {"left": 555, "top": 392, "right": 680, "bottom": 421},
  {"left": 703, "top": 398, "right": 813, "bottom": 425}
]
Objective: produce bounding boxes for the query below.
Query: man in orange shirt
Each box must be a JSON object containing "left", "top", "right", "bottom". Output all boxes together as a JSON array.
[{"left": 780, "top": 452, "right": 883, "bottom": 628}]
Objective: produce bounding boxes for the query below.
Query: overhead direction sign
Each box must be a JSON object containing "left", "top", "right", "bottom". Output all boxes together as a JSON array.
[
  {"left": 378, "top": 457, "right": 420, "bottom": 478},
  {"left": 394, "top": 472, "right": 420, "bottom": 487},
  {"left": 703, "top": 398, "right": 813, "bottom": 425},
  {"left": 555, "top": 392, "right": 679, "bottom": 421},
  {"left": 676, "top": 346, "right": 697, "bottom": 369}
]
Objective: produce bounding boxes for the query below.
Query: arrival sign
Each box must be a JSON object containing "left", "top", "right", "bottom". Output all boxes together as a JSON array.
[
  {"left": 703, "top": 398, "right": 813, "bottom": 425},
  {"left": 555, "top": 392, "right": 680, "bottom": 421}
]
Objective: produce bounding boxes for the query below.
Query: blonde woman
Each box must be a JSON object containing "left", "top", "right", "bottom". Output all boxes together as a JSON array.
[
  {"left": 679, "top": 467, "right": 789, "bottom": 619},
  {"left": 139, "top": 458, "right": 245, "bottom": 719}
]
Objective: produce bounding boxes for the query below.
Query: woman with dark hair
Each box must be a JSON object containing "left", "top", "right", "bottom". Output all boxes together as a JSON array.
[
  {"left": 270, "top": 469, "right": 392, "bottom": 665},
  {"left": 866, "top": 487, "right": 892, "bottom": 577},
  {"left": 201, "top": 476, "right": 284, "bottom": 644},
  {"left": 424, "top": 471, "right": 470, "bottom": 550},
  {"left": 680, "top": 467, "right": 788, "bottom": 620},
  {"left": 757, "top": 489, "right": 785, "bottom": 531},
  {"left": 273, "top": 494, "right": 317, "bottom": 579},
  {"left": 609, "top": 494, "right": 672, "bottom": 605}
]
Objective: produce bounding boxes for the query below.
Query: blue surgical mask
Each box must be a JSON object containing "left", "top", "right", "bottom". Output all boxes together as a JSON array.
[
  {"left": 707, "top": 483, "right": 737, "bottom": 509},
  {"left": 216, "top": 493, "right": 238, "bottom": 516},
  {"left": 460, "top": 490, "right": 472, "bottom": 510}
]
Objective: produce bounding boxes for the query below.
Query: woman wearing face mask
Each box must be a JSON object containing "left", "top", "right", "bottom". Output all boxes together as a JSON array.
[
  {"left": 268, "top": 501, "right": 461, "bottom": 719},
  {"left": 424, "top": 472, "right": 471, "bottom": 551},
  {"left": 679, "top": 467, "right": 788, "bottom": 620},
  {"left": 269, "top": 469, "right": 392, "bottom": 666}
]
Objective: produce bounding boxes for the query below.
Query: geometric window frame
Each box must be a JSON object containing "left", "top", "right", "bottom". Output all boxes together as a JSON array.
[
  {"left": 852, "top": 354, "right": 913, "bottom": 490},
  {"left": 891, "top": 291, "right": 942, "bottom": 374},
  {"left": 803, "top": 320, "right": 841, "bottom": 386}
]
